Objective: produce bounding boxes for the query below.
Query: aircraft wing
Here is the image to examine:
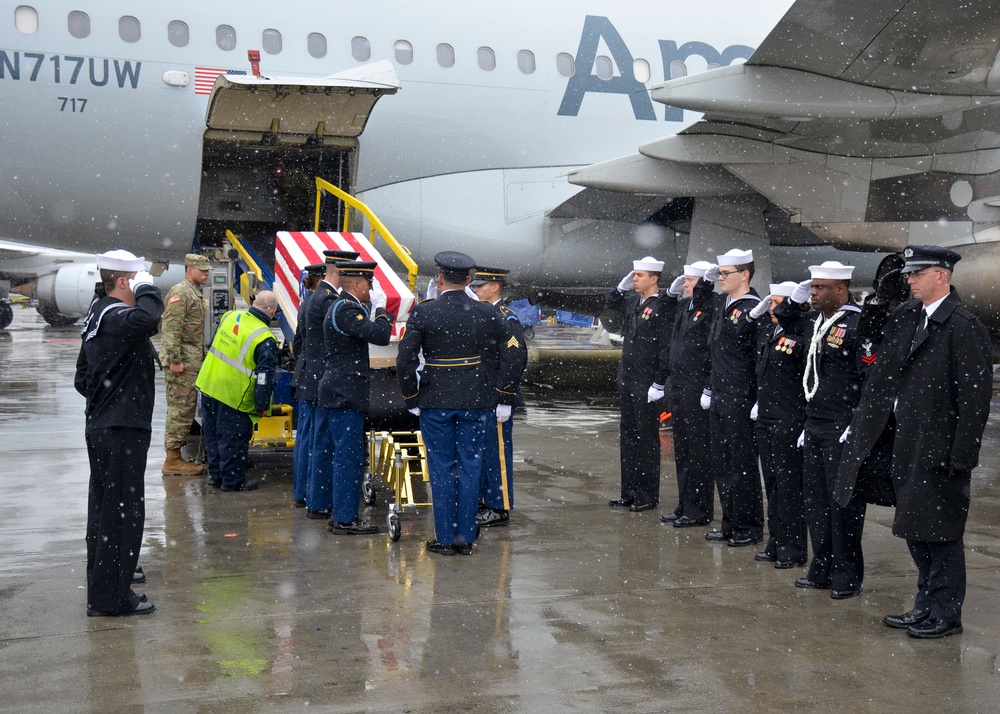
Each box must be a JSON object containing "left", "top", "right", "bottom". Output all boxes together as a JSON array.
[
  {"left": 570, "top": 0, "right": 1000, "bottom": 252},
  {"left": 0, "top": 241, "right": 96, "bottom": 286}
]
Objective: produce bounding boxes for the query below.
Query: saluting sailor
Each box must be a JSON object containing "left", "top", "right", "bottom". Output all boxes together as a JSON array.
[
  {"left": 397, "top": 251, "right": 518, "bottom": 556},
  {"left": 470, "top": 266, "right": 528, "bottom": 528}
]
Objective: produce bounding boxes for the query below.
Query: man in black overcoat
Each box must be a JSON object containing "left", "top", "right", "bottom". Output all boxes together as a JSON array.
[{"left": 836, "top": 245, "right": 992, "bottom": 638}]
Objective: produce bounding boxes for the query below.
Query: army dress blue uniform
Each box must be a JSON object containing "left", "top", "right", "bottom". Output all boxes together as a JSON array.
[
  {"left": 290, "top": 263, "right": 327, "bottom": 506},
  {"left": 314, "top": 268, "right": 394, "bottom": 528}
]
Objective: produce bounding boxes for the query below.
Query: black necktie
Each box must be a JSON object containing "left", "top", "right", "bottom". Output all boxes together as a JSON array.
[{"left": 911, "top": 308, "right": 928, "bottom": 350}]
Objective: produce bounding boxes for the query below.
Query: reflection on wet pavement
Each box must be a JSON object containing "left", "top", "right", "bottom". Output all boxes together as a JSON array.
[{"left": 3, "top": 307, "right": 1000, "bottom": 712}]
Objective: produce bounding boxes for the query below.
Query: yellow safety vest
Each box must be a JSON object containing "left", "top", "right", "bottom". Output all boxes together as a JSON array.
[{"left": 196, "top": 310, "right": 273, "bottom": 417}]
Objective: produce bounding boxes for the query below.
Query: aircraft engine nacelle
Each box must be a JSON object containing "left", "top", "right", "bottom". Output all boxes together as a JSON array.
[
  {"left": 34, "top": 263, "right": 187, "bottom": 323},
  {"left": 949, "top": 243, "right": 1000, "bottom": 335}
]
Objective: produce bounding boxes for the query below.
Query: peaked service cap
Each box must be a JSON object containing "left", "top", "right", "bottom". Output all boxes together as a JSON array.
[{"left": 900, "top": 245, "right": 962, "bottom": 273}]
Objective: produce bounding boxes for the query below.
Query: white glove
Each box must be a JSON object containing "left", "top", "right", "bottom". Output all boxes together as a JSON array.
[
  {"left": 700, "top": 390, "right": 711, "bottom": 410},
  {"left": 839, "top": 426, "right": 851, "bottom": 443},
  {"left": 750, "top": 402, "right": 759, "bottom": 421},
  {"left": 749, "top": 297, "right": 771, "bottom": 319},
  {"left": 617, "top": 271, "right": 635, "bottom": 292},
  {"left": 369, "top": 276, "right": 387, "bottom": 310},
  {"left": 426, "top": 278, "right": 439, "bottom": 300},
  {"left": 703, "top": 264, "right": 720, "bottom": 283},
  {"left": 647, "top": 384, "right": 665, "bottom": 403},
  {"left": 129, "top": 270, "right": 153, "bottom": 291},
  {"left": 465, "top": 285, "right": 479, "bottom": 300},
  {"left": 496, "top": 404, "right": 512, "bottom": 422},
  {"left": 791, "top": 280, "right": 812, "bottom": 304},
  {"left": 667, "top": 275, "right": 685, "bottom": 297},
  {"left": 408, "top": 407, "right": 421, "bottom": 417},
  {"left": 796, "top": 430, "right": 805, "bottom": 448}
]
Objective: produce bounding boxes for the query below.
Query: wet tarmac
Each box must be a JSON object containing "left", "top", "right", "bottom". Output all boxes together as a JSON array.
[{"left": 3, "top": 305, "right": 1000, "bottom": 712}]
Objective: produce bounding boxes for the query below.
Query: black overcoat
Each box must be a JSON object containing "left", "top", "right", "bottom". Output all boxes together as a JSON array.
[{"left": 835, "top": 290, "right": 992, "bottom": 541}]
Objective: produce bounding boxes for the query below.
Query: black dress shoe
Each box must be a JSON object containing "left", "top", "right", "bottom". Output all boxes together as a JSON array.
[
  {"left": 328, "top": 520, "right": 380, "bottom": 535},
  {"left": 673, "top": 516, "right": 711, "bottom": 528},
  {"left": 774, "top": 558, "right": 808, "bottom": 569},
  {"left": 455, "top": 543, "right": 474, "bottom": 555},
  {"left": 294, "top": 498, "right": 307, "bottom": 508},
  {"left": 132, "top": 567, "right": 146, "bottom": 584},
  {"left": 426, "top": 540, "right": 456, "bottom": 556},
  {"left": 754, "top": 551, "right": 777, "bottom": 562},
  {"left": 831, "top": 587, "right": 863, "bottom": 600},
  {"left": 221, "top": 479, "right": 259, "bottom": 492},
  {"left": 306, "top": 509, "right": 333, "bottom": 520},
  {"left": 608, "top": 497, "right": 634, "bottom": 507},
  {"left": 87, "top": 600, "right": 156, "bottom": 617},
  {"left": 727, "top": 535, "right": 763, "bottom": 547},
  {"left": 629, "top": 502, "right": 655, "bottom": 512},
  {"left": 208, "top": 479, "right": 222, "bottom": 488},
  {"left": 704, "top": 530, "right": 730, "bottom": 542},
  {"left": 883, "top": 608, "right": 931, "bottom": 629},
  {"left": 794, "top": 577, "right": 831, "bottom": 590},
  {"left": 906, "top": 618, "right": 963, "bottom": 639},
  {"left": 660, "top": 511, "right": 680, "bottom": 522}
]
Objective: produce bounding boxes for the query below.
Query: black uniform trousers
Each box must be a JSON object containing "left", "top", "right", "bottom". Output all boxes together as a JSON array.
[
  {"left": 755, "top": 419, "right": 807, "bottom": 563},
  {"left": 709, "top": 404, "right": 763, "bottom": 540},
  {"left": 907, "top": 539, "right": 966, "bottom": 622},
  {"left": 85, "top": 427, "right": 150, "bottom": 614},
  {"left": 802, "top": 421, "right": 866, "bottom": 590},
  {"left": 670, "top": 387, "right": 713, "bottom": 521},
  {"left": 619, "top": 380, "right": 661, "bottom": 507}
]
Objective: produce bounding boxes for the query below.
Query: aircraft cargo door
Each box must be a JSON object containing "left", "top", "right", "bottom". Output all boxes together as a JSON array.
[{"left": 195, "top": 60, "right": 399, "bottom": 259}]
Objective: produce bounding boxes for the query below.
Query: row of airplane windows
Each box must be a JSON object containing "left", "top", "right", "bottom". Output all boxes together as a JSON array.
[{"left": 11, "top": 5, "right": 688, "bottom": 82}]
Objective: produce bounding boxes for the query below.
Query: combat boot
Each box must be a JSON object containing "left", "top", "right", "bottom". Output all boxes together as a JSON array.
[{"left": 162, "top": 448, "right": 205, "bottom": 476}]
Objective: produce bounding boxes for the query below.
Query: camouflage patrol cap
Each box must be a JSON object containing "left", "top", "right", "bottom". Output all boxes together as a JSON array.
[{"left": 185, "top": 253, "right": 211, "bottom": 271}]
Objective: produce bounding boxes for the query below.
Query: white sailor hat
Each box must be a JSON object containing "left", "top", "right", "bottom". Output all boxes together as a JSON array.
[
  {"left": 769, "top": 281, "right": 799, "bottom": 297},
  {"left": 717, "top": 248, "right": 753, "bottom": 267},
  {"left": 96, "top": 249, "right": 144, "bottom": 272},
  {"left": 633, "top": 256, "right": 665, "bottom": 272},
  {"left": 684, "top": 260, "right": 715, "bottom": 277},
  {"left": 808, "top": 260, "right": 854, "bottom": 280}
]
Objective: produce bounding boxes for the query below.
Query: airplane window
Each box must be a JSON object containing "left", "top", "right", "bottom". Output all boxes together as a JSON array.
[
  {"left": 352, "top": 36, "right": 371, "bottom": 62},
  {"left": 669, "top": 60, "right": 687, "bottom": 79},
  {"left": 263, "top": 28, "right": 282, "bottom": 55},
  {"left": 308, "top": 32, "right": 327, "bottom": 58},
  {"left": 478, "top": 47, "right": 495, "bottom": 71},
  {"left": 437, "top": 43, "right": 455, "bottom": 69},
  {"left": 556, "top": 53, "right": 575, "bottom": 78},
  {"left": 168, "top": 21, "right": 189, "bottom": 47},
  {"left": 394, "top": 40, "right": 413, "bottom": 65},
  {"left": 517, "top": 50, "right": 535, "bottom": 75},
  {"left": 68, "top": 11, "right": 89, "bottom": 39},
  {"left": 595, "top": 55, "right": 613, "bottom": 80},
  {"left": 634, "top": 58, "right": 651, "bottom": 83},
  {"left": 216, "top": 24, "right": 237, "bottom": 52},
  {"left": 119, "top": 15, "right": 140, "bottom": 43},
  {"left": 14, "top": 6, "right": 37, "bottom": 35}
]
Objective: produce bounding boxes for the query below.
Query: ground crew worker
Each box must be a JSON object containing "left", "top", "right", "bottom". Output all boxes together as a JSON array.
[
  {"left": 837, "top": 246, "right": 992, "bottom": 638},
  {"left": 314, "top": 261, "right": 395, "bottom": 535},
  {"left": 661, "top": 260, "right": 716, "bottom": 527},
  {"left": 75, "top": 249, "right": 162, "bottom": 616},
  {"left": 774, "top": 261, "right": 867, "bottom": 598},
  {"left": 397, "top": 251, "right": 517, "bottom": 556},
  {"left": 749, "top": 281, "right": 808, "bottom": 568},
  {"left": 471, "top": 266, "right": 528, "bottom": 528},
  {"left": 702, "top": 248, "right": 764, "bottom": 547},
  {"left": 195, "top": 291, "right": 279, "bottom": 492},
  {"left": 159, "top": 253, "right": 211, "bottom": 476},
  {"left": 606, "top": 256, "right": 675, "bottom": 512},
  {"left": 297, "top": 250, "right": 358, "bottom": 519},
  {"left": 290, "top": 262, "right": 327, "bottom": 507}
]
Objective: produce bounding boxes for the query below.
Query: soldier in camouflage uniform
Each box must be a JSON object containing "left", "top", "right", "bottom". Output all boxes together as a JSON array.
[{"left": 160, "top": 253, "right": 211, "bottom": 475}]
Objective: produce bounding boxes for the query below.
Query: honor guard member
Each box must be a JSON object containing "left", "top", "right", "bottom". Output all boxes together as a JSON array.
[
  {"left": 290, "top": 262, "right": 327, "bottom": 507},
  {"left": 195, "top": 291, "right": 279, "bottom": 492},
  {"left": 471, "top": 266, "right": 528, "bottom": 528},
  {"left": 297, "top": 250, "right": 359, "bottom": 519},
  {"left": 702, "top": 249, "right": 765, "bottom": 547},
  {"left": 314, "top": 261, "right": 395, "bottom": 535},
  {"left": 661, "top": 260, "right": 716, "bottom": 527},
  {"left": 837, "top": 246, "right": 992, "bottom": 638},
  {"left": 397, "top": 251, "right": 518, "bottom": 555},
  {"left": 774, "top": 261, "right": 867, "bottom": 598},
  {"left": 748, "top": 281, "right": 808, "bottom": 568},
  {"left": 606, "top": 256, "right": 675, "bottom": 512},
  {"left": 159, "top": 253, "right": 211, "bottom": 476},
  {"left": 75, "top": 249, "right": 162, "bottom": 616}
]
